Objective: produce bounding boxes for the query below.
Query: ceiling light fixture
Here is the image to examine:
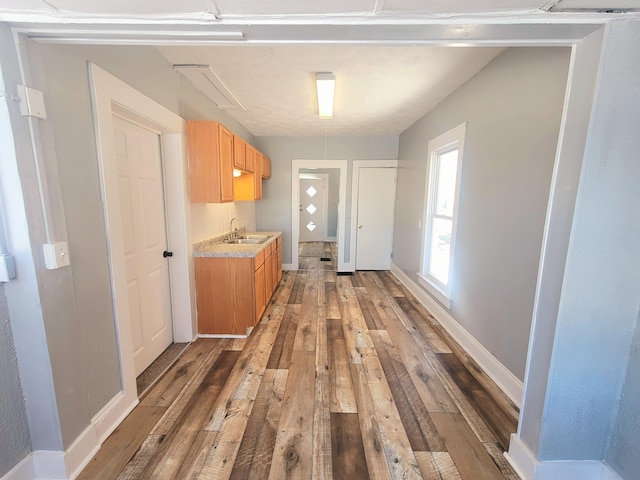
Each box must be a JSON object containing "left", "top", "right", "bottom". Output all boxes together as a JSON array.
[{"left": 316, "top": 72, "right": 335, "bottom": 119}]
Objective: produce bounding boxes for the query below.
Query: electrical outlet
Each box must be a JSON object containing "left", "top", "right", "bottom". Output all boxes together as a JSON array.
[{"left": 43, "top": 242, "right": 70, "bottom": 270}]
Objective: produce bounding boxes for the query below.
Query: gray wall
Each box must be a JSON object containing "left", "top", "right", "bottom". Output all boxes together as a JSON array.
[
  {"left": 0, "top": 24, "right": 64, "bottom": 458},
  {"left": 394, "top": 47, "right": 570, "bottom": 381},
  {"left": 607, "top": 318, "right": 640, "bottom": 477},
  {"left": 0, "top": 285, "right": 31, "bottom": 477},
  {"left": 538, "top": 21, "right": 640, "bottom": 464},
  {"left": 255, "top": 136, "right": 399, "bottom": 265},
  {"left": 23, "top": 41, "right": 253, "bottom": 448}
]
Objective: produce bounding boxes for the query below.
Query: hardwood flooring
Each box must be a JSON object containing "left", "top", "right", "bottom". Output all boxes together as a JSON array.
[{"left": 79, "top": 243, "right": 520, "bottom": 480}]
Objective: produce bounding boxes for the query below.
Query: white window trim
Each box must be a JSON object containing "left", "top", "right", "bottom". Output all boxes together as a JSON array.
[{"left": 419, "top": 122, "right": 466, "bottom": 309}]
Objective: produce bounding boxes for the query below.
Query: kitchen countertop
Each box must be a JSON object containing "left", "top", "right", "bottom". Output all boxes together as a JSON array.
[{"left": 193, "top": 231, "right": 281, "bottom": 258}]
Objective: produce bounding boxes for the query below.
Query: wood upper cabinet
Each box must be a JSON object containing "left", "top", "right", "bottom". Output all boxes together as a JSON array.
[
  {"left": 233, "top": 144, "right": 262, "bottom": 201},
  {"left": 186, "top": 121, "right": 234, "bottom": 203},
  {"left": 233, "top": 135, "right": 246, "bottom": 171},
  {"left": 261, "top": 153, "right": 271, "bottom": 179},
  {"left": 253, "top": 147, "right": 263, "bottom": 200},
  {"left": 244, "top": 143, "right": 256, "bottom": 173}
]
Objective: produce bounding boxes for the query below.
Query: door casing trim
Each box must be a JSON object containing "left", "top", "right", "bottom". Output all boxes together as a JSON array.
[
  {"left": 88, "top": 63, "right": 195, "bottom": 441},
  {"left": 291, "top": 160, "right": 347, "bottom": 271}
]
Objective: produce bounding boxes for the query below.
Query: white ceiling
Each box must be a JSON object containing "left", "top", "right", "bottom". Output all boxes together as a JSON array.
[
  {"left": 0, "top": 0, "right": 633, "bottom": 137},
  {"left": 0, "top": 0, "right": 551, "bottom": 21},
  {"left": 158, "top": 45, "right": 504, "bottom": 136}
]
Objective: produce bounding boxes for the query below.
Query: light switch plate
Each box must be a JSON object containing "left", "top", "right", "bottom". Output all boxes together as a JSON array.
[{"left": 43, "top": 242, "right": 70, "bottom": 269}]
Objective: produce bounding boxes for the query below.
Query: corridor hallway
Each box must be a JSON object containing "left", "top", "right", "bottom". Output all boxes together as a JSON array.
[{"left": 79, "top": 245, "right": 519, "bottom": 479}]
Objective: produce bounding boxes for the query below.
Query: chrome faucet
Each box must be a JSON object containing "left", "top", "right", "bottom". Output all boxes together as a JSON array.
[{"left": 230, "top": 217, "right": 240, "bottom": 239}]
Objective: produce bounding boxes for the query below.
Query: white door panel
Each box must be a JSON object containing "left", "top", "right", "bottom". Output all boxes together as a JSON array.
[
  {"left": 113, "top": 116, "right": 173, "bottom": 376},
  {"left": 356, "top": 167, "right": 396, "bottom": 270}
]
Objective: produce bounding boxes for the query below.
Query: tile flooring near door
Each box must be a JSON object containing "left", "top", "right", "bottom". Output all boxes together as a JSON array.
[{"left": 79, "top": 255, "right": 519, "bottom": 479}]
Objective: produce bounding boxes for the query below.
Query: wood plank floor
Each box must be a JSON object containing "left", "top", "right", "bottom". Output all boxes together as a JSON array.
[{"left": 79, "top": 243, "right": 520, "bottom": 480}]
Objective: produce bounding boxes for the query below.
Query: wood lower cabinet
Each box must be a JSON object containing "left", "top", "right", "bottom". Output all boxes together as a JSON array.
[
  {"left": 195, "top": 256, "right": 254, "bottom": 335},
  {"left": 277, "top": 236, "right": 282, "bottom": 282},
  {"left": 195, "top": 237, "right": 282, "bottom": 335}
]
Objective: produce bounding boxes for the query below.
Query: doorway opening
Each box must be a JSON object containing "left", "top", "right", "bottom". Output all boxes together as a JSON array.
[{"left": 291, "top": 159, "right": 347, "bottom": 271}]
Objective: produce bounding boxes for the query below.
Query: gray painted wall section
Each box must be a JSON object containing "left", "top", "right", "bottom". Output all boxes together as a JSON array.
[
  {"left": 22, "top": 40, "right": 256, "bottom": 448},
  {"left": 0, "top": 25, "right": 63, "bottom": 454},
  {"left": 516, "top": 28, "right": 604, "bottom": 456},
  {"left": 607, "top": 318, "right": 640, "bottom": 477},
  {"left": 539, "top": 21, "right": 640, "bottom": 462},
  {"left": 0, "top": 285, "right": 31, "bottom": 477},
  {"left": 255, "top": 136, "right": 399, "bottom": 265},
  {"left": 394, "top": 47, "right": 570, "bottom": 380}
]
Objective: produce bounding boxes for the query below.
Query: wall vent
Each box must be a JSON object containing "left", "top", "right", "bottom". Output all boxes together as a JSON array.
[{"left": 173, "top": 64, "right": 246, "bottom": 111}]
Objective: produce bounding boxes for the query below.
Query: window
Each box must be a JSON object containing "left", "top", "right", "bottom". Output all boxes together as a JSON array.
[{"left": 419, "top": 123, "right": 466, "bottom": 308}]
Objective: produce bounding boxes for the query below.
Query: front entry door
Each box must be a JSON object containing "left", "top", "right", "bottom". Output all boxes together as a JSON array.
[
  {"left": 355, "top": 167, "right": 397, "bottom": 270},
  {"left": 113, "top": 116, "right": 173, "bottom": 376},
  {"left": 299, "top": 176, "right": 325, "bottom": 242}
]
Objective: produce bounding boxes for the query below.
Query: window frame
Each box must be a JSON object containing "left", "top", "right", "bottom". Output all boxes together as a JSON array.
[{"left": 418, "top": 122, "right": 466, "bottom": 309}]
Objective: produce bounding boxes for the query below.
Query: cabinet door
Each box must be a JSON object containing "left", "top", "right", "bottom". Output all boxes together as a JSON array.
[
  {"left": 277, "top": 238, "right": 283, "bottom": 282},
  {"left": 255, "top": 263, "right": 266, "bottom": 323},
  {"left": 272, "top": 246, "right": 278, "bottom": 291},
  {"left": 195, "top": 257, "right": 253, "bottom": 335},
  {"left": 218, "top": 125, "right": 235, "bottom": 202},
  {"left": 187, "top": 121, "right": 235, "bottom": 203},
  {"left": 233, "top": 135, "right": 246, "bottom": 170},
  {"left": 253, "top": 151, "right": 263, "bottom": 200},
  {"left": 261, "top": 154, "right": 271, "bottom": 179},
  {"left": 265, "top": 251, "right": 274, "bottom": 301},
  {"left": 245, "top": 145, "right": 255, "bottom": 173}
]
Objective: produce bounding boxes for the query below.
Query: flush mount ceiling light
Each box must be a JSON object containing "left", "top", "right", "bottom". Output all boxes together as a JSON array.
[
  {"left": 316, "top": 72, "right": 335, "bottom": 119},
  {"left": 174, "top": 64, "right": 246, "bottom": 111}
]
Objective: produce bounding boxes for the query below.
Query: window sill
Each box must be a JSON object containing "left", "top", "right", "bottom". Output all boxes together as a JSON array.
[{"left": 417, "top": 273, "right": 452, "bottom": 309}]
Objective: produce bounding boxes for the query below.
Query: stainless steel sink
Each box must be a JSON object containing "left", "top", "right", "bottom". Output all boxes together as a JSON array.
[{"left": 224, "top": 238, "right": 264, "bottom": 245}]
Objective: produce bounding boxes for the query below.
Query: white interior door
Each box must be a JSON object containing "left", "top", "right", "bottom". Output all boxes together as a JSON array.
[
  {"left": 113, "top": 116, "right": 173, "bottom": 376},
  {"left": 355, "top": 167, "right": 397, "bottom": 270},
  {"left": 299, "top": 176, "right": 325, "bottom": 242}
]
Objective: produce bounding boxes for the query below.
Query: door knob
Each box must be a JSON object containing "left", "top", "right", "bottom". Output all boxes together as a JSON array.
[
  {"left": 163, "top": 251, "right": 173, "bottom": 258},
  {"left": 358, "top": 225, "right": 363, "bottom": 229}
]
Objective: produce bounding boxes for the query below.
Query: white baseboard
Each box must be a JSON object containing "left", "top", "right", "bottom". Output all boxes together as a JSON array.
[
  {"left": 2, "top": 454, "right": 36, "bottom": 480},
  {"left": 601, "top": 464, "right": 624, "bottom": 480},
  {"left": 506, "top": 434, "right": 624, "bottom": 480},
  {"left": 324, "top": 236, "right": 337, "bottom": 242},
  {"left": 390, "top": 263, "right": 523, "bottom": 407},
  {"left": 33, "top": 451, "right": 66, "bottom": 479},
  {"left": 282, "top": 263, "right": 295, "bottom": 271},
  {"left": 505, "top": 434, "right": 538, "bottom": 480},
  {"left": 1, "top": 450, "right": 67, "bottom": 480},
  {"left": 1, "top": 389, "right": 138, "bottom": 480}
]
